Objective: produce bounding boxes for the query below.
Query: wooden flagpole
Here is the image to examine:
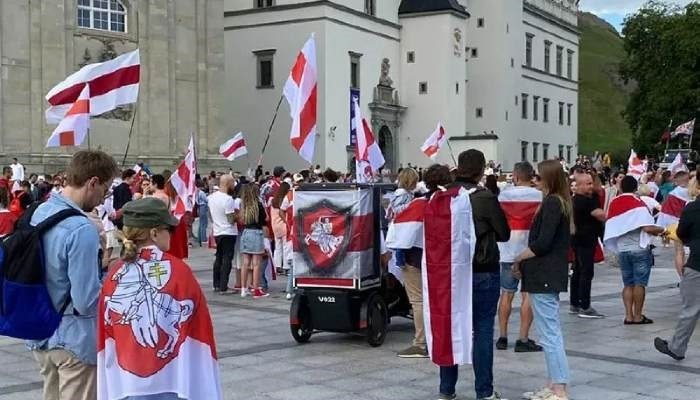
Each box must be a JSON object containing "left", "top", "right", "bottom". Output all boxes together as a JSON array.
[{"left": 121, "top": 106, "right": 138, "bottom": 167}]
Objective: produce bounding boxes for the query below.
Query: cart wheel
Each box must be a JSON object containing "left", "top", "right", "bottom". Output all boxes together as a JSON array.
[
  {"left": 366, "top": 295, "right": 388, "bottom": 347},
  {"left": 290, "top": 295, "right": 313, "bottom": 344}
]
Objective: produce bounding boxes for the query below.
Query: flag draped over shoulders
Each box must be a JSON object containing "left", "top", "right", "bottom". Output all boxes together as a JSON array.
[
  {"left": 603, "top": 194, "right": 658, "bottom": 253},
  {"left": 657, "top": 186, "right": 690, "bottom": 228}
]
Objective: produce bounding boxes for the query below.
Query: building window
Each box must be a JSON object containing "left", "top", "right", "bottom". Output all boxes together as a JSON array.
[
  {"left": 566, "top": 145, "right": 572, "bottom": 163},
  {"left": 349, "top": 52, "right": 362, "bottom": 89},
  {"left": 255, "top": 0, "right": 274, "bottom": 8},
  {"left": 543, "top": 144, "right": 549, "bottom": 160},
  {"left": 533, "top": 96, "right": 540, "bottom": 121},
  {"left": 543, "top": 98, "right": 550, "bottom": 122},
  {"left": 532, "top": 142, "right": 540, "bottom": 163},
  {"left": 559, "top": 145, "right": 564, "bottom": 159},
  {"left": 456, "top": 82, "right": 460, "bottom": 94},
  {"left": 407, "top": 51, "right": 415, "bottom": 63},
  {"left": 476, "top": 108, "right": 483, "bottom": 118},
  {"left": 521, "top": 141, "right": 529, "bottom": 162},
  {"left": 567, "top": 104, "right": 572, "bottom": 126},
  {"left": 558, "top": 102, "right": 564, "bottom": 125},
  {"left": 525, "top": 33, "right": 534, "bottom": 67},
  {"left": 521, "top": 94, "right": 529, "bottom": 119},
  {"left": 477, "top": 18, "right": 485, "bottom": 28},
  {"left": 419, "top": 82, "right": 428, "bottom": 94},
  {"left": 556, "top": 46, "right": 563, "bottom": 76},
  {"left": 471, "top": 48, "right": 479, "bottom": 58},
  {"left": 511, "top": 58, "right": 514, "bottom": 68},
  {"left": 515, "top": 96, "right": 518, "bottom": 106},
  {"left": 544, "top": 40, "right": 551, "bottom": 73},
  {"left": 254, "top": 49, "right": 276, "bottom": 89},
  {"left": 364, "top": 0, "right": 375, "bottom": 16},
  {"left": 77, "top": 0, "right": 127, "bottom": 32},
  {"left": 567, "top": 50, "right": 574, "bottom": 79},
  {"left": 505, "top": 111, "right": 509, "bottom": 121}
]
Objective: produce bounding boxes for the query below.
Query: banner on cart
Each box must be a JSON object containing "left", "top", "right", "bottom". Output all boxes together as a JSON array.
[{"left": 293, "top": 188, "right": 374, "bottom": 281}]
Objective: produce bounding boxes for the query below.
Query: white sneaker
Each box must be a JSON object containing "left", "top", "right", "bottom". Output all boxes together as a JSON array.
[
  {"left": 241, "top": 289, "right": 249, "bottom": 298},
  {"left": 286, "top": 293, "right": 292, "bottom": 300},
  {"left": 522, "top": 388, "right": 552, "bottom": 399}
]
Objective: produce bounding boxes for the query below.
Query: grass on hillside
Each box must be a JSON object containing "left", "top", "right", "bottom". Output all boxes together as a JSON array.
[{"left": 578, "top": 12, "right": 633, "bottom": 157}]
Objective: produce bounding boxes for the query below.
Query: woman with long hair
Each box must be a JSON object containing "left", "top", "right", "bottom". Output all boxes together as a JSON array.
[
  {"left": 239, "top": 183, "right": 269, "bottom": 298},
  {"left": 513, "top": 159, "right": 572, "bottom": 400},
  {"left": 270, "top": 182, "right": 291, "bottom": 275}
]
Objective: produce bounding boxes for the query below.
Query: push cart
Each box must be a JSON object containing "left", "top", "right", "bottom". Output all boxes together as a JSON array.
[{"left": 289, "top": 183, "right": 410, "bottom": 347}]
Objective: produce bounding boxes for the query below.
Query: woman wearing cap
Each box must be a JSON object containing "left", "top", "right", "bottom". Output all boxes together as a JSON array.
[
  {"left": 239, "top": 183, "right": 270, "bottom": 298},
  {"left": 98, "top": 197, "right": 222, "bottom": 400}
]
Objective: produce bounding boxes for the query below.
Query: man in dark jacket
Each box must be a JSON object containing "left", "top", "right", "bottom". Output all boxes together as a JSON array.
[
  {"left": 111, "top": 169, "right": 136, "bottom": 230},
  {"left": 438, "top": 149, "right": 510, "bottom": 400}
]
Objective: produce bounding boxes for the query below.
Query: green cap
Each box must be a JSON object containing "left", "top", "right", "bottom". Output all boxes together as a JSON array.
[{"left": 122, "top": 197, "right": 179, "bottom": 229}]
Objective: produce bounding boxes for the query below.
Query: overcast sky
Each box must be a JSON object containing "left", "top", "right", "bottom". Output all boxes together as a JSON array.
[{"left": 579, "top": 0, "right": 695, "bottom": 32}]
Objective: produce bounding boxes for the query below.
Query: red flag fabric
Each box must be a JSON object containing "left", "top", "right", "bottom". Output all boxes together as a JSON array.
[
  {"left": 385, "top": 198, "right": 427, "bottom": 250},
  {"left": 421, "top": 123, "right": 447, "bottom": 160},
  {"left": 98, "top": 246, "right": 221, "bottom": 400},
  {"left": 657, "top": 186, "right": 690, "bottom": 227},
  {"left": 219, "top": 132, "right": 248, "bottom": 161},
  {"left": 46, "top": 84, "right": 90, "bottom": 147},
  {"left": 353, "top": 98, "right": 385, "bottom": 182},
  {"left": 627, "top": 150, "right": 646, "bottom": 180},
  {"left": 497, "top": 186, "right": 542, "bottom": 262},
  {"left": 171, "top": 136, "right": 197, "bottom": 221},
  {"left": 603, "top": 194, "right": 658, "bottom": 252},
  {"left": 284, "top": 35, "right": 317, "bottom": 163}
]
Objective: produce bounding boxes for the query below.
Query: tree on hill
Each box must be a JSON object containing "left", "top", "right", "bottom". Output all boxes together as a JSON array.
[{"left": 620, "top": 1, "right": 700, "bottom": 158}]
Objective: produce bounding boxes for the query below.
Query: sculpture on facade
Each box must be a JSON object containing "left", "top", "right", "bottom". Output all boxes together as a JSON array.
[
  {"left": 453, "top": 28, "right": 462, "bottom": 57},
  {"left": 378, "top": 58, "right": 393, "bottom": 87}
]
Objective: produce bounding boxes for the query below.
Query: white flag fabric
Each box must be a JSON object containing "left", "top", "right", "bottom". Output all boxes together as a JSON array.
[
  {"left": 657, "top": 186, "right": 690, "bottom": 228},
  {"left": 284, "top": 35, "right": 317, "bottom": 163},
  {"left": 45, "top": 49, "right": 139, "bottom": 123},
  {"left": 171, "top": 136, "right": 197, "bottom": 221},
  {"left": 669, "top": 153, "right": 688, "bottom": 175},
  {"left": 604, "top": 193, "right": 659, "bottom": 253},
  {"left": 353, "top": 98, "right": 384, "bottom": 183},
  {"left": 672, "top": 119, "right": 695, "bottom": 137},
  {"left": 219, "top": 132, "right": 248, "bottom": 161},
  {"left": 386, "top": 198, "right": 427, "bottom": 250},
  {"left": 627, "top": 149, "right": 646, "bottom": 180},
  {"left": 46, "top": 84, "right": 90, "bottom": 147},
  {"left": 421, "top": 123, "right": 447, "bottom": 160},
  {"left": 497, "top": 186, "right": 543, "bottom": 263}
]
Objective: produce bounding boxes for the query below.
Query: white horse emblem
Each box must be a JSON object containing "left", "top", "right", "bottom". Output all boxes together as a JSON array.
[
  {"left": 305, "top": 217, "right": 344, "bottom": 256},
  {"left": 104, "top": 260, "right": 194, "bottom": 358}
]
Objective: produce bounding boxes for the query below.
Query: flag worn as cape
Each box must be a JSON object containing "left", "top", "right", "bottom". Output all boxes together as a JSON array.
[
  {"left": 497, "top": 186, "right": 542, "bottom": 263},
  {"left": 386, "top": 197, "right": 427, "bottom": 250},
  {"left": 657, "top": 186, "right": 690, "bottom": 228},
  {"left": 603, "top": 193, "right": 658, "bottom": 253}
]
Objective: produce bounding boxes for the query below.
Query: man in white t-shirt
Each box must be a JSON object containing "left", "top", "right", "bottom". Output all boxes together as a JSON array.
[
  {"left": 10, "top": 158, "right": 24, "bottom": 186},
  {"left": 208, "top": 174, "right": 240, "bottom": 294}
]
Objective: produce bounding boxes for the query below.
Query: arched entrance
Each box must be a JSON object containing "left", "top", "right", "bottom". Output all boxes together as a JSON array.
[{"left": 378, "top": 126, "right": 394, "bottom": 172}]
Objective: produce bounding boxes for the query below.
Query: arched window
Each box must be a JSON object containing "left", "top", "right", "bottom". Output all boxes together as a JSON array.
[{"left": 77, "top": 0, "right": 127, "bottom": 33}]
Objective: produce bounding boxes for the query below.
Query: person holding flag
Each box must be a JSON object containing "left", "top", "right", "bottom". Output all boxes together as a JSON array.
[
  {"left": 353, "top": 98, "right": 384, "bottom": 182},
  {"left": 657, "top": 171, "right": 691, "bottom": 228},
  {"left": 98, "top": 197, "right": 222, "bottom": 400}
]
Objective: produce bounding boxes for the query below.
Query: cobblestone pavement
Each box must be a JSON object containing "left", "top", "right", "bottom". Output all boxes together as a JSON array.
[{"left": 0, "top": 246, "right": 698, "bottom": 400}]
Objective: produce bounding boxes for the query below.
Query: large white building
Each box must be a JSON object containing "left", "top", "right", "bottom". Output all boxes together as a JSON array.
[{"left": 224, "top": 0, "right": 579, "bottom": 172}]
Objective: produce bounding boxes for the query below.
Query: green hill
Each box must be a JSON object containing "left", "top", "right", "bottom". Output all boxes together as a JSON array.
[{"left": 578, "top": 12, "right": 633, "bottom": 159}]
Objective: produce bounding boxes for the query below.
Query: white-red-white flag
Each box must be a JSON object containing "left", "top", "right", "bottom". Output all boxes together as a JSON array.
[
  {"left": 46, "top": 84, "right": 90, "bottom": 147},
  {"left": 284, "top": 35, "right": 317, "bottom": 164},
  {"left": 672, "top": 119, "right": 695, "bottom": 138},
  {"left": 627, "top": 149, "right": 646, "bottom": 180},
  {"left": 657, "top": 186, "right": 690, "bottom": 228},
  {"left": 219, "top": 132, "right": 248, "bottom": 161},
  {"left": 132, "top": 163, "right": 142, "bottom": 174},
  {"left": 497, "top": 186, "right": 542, "bottom": 263},
  {"left": 45, "top": 49, "right": 139, "bottom": 123},
  {"left": 386, "top": 198, "right": 427, "bottom": 250},
  {"left": 604, "top": 193, "right": 659, "bottom": 252},
  {"left": 421, "top": 123, "right": 447, "bottom": 160},
  {"left": 670, "top": 152, "right": 688, "bottom": 175},
  {"left": 171, "top": 135, "right": 197, "bottom": 221},
  {"left": 353, "top": 98, "right": 384, "bottom": 183},
  {"left": 423, "top": 186, "right": 475, "bottom": 366}
]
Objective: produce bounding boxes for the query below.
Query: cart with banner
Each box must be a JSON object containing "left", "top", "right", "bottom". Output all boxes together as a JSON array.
[{"left": 289, "top": 183, "right": 410, "bottom": 347}]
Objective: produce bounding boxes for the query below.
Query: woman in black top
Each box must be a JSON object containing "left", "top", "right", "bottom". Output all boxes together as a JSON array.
[
  {"left": 239, "top": 183, "right": 269, "bottom": 298},
  {"left": 513, "top": 159, "right": 572, "bottom": 400}
]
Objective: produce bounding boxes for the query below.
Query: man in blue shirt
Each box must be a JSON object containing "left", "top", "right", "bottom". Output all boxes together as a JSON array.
[{"left": 28, "top": 150, "right": 118, "bottom": 400}]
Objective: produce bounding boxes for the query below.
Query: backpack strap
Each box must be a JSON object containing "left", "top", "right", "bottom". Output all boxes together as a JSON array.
[{"left": 34, "top": 207, "right": 85, "bottom": 234}]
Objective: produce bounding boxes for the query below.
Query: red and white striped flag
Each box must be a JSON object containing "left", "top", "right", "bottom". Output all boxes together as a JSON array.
[
  {"left": 657, "top": 186, "right": 690, "bottom": 227},
  {"left": 45, "top": 49, "right": 139, "bottom": 123},
  {"left": 98, "top": 247, "right": 221, "bottom": 400},
  {"left": 497, "top": 186, "right": 542, "bottom": 262},
  {"left": 423, "top": 186, "right": 475, "bottom": 366},
  {"left": 46, "top": 84, "right": 90, "bottom": 147},
  {"left": 386, "top": 198, "right": 428, "bottom": 250},
  {"left": 219, "top": 132, "right": 248, "bottom": 161},
  {"left": 604, "top": 193, "right": 658, "bottom": 252},
  {"left": 421, "top": 123, "right": 447, "bottom": 160},
  {"left": 669, "top": 153, "right": 688, "bottom": 175},
  {"left": 627, "top": 149, "right": 646, "bottom": 180},
  {"left": 171, "top": 135, "right": 197, "bottom": 221},
  {"left": 353, "top": 98, "right": 385, "bottom": 183},
  {"left": 672, "top": 119, "right": 695, "bottom": 138},
  {"left": 284, "top": 35, "right": 317, "bottom": 164}
]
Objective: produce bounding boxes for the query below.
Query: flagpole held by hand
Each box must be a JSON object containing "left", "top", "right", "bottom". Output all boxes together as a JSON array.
[
  {"left": 258, "top": 94, "right": 285, "bottom": 167},
  {"left": 445, "top": 138, "right": 458, "bottom": 167}
]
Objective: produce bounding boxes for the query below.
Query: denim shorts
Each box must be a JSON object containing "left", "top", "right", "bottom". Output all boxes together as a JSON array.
[
  {"left": 618, "top": 249, "right": 652, "bottom": 287},
  {"left": 500, "top": 262, "right": 520, "bottom": 292},
  {"left": 239, "top": 228, "right": 265, "bottom": 255}
]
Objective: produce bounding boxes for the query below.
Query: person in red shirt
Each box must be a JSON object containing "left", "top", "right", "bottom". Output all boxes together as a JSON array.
[{"left": 0, "top": 186, "right": 18, "bottom": 237}]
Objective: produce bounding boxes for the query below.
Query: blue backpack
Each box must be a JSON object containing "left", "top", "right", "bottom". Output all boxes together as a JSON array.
[{"left": 0, "top": 205, "right": 84, "bottom": 340}]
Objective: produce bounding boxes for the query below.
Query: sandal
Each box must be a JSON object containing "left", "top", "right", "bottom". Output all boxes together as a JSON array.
[{"left": 625, "top": 315, "right": 654, "bottom": 325}]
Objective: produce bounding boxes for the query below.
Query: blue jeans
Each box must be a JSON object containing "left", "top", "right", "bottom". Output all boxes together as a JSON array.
[
  {"left": 439, "top": 272, "right": 500, "bottom": 398},
  {"left": 197, "top": 211, "right": 208, "bottom": 246},
  {"left": 618, "top": 249, "right": 652, "bottom": 287},
  {"left": 530, "top": 293, "right": 570, "bottom": 384}
]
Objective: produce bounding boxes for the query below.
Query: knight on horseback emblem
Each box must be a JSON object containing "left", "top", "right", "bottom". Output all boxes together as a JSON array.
[{"left": 104, "top": 259, "right": 194, "bottom": 359}]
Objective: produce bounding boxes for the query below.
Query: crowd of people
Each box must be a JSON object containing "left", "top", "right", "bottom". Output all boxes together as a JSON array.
[{"left": 3, "top": 146, "right": 700, "bottom": 400}]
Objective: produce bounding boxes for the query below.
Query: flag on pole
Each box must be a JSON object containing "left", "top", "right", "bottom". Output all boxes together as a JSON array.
[
  {"left": 45, "top": 49, "right": 140, "bottom": 123},
  {"left": 669, "top": 152, "right": 688, "bottom": 175},
  {"left": 353, "top": 98, "right": 384, "bottom": 183},
  {"left": 672, "top": 119, "right": 695, "bottom": 138},
  {"left": 421, "top": 123, "right": 448, "bottom": 160},
  {"left": 284, "top": 35, "right": 317, "bottom": 164},
  {"left": 46, "top": 84, "right": 90, "bottom": 147},
  {"left": 627, "top": 149, "right": 646, "bottom": 180},
  {"left": 219, "top": 132, "right": 248, "bottom": 161},
  {"left": 171, "top": 135, "right": 197, "bottom": 221}
]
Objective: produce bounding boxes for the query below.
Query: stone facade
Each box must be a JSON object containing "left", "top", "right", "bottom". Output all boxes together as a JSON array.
[{"left": 0, "top": 0, "right": 224, "bottom": 174}]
